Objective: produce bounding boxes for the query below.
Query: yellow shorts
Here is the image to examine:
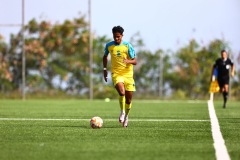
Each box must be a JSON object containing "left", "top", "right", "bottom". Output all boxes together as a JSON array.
[{"left": 112, "top": 74, "right": 136, "bottom": 91}]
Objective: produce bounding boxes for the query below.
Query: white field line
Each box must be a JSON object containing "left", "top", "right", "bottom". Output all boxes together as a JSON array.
[
  {"left": 0, "top": 118, "right": 209, "bottom": 122},
  {"left": 208, "top": 100, "right": 230, "bottom": 160},
  {"left": 133, "top": 100, "right": 206, "bottom": 104}
]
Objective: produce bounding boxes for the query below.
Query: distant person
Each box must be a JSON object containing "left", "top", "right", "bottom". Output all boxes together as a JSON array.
[
  {"left": 212, "top": 50, "right": 235, "bottom": 108},
  {"left": 103, "top": 26, "right": 137, "bottom": 127}
]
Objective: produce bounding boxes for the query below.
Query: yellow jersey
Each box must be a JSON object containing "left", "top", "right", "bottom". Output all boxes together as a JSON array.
[{"left": 104, "top": 41, "right": 136, "bottom": 77}]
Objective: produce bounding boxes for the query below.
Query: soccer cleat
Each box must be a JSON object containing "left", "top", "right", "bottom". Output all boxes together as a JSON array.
[
  {"left": 123, "top": 117, "right": 128, "bottom": 128},
  {"left": 119, "top": 112, "right": 125, "bottom": 123},
  {"left": 223, "top": 103, "right": 226, "bottom": 109}
]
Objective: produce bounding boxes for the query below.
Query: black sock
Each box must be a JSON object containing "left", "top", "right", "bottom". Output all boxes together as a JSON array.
[{"left": 223, "top": 92, "right": 228, "bottom": 104}]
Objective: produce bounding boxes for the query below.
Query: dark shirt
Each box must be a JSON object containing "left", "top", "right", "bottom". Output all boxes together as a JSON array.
[{"left": 214, "top": 58, "right": 233, "bottom": 78}]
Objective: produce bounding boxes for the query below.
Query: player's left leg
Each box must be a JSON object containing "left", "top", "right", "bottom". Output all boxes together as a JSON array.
[
  {"left": 122, "top": 77, "right": 136, "bottom": 128},
  {"left": 123, "top": 91, "right": 133, "bottom": 128},
  {"left": 218, "top": 77, "right": 229, "bottom": 108},
  {"left": 222, "top": 84, "right": 229, "bottom": 108},
  {"left": 125, "top": 91, "right": 133, "bottom": 116},
  {"left": 221, "top": 76, "right": 230, "bottom": 109}
]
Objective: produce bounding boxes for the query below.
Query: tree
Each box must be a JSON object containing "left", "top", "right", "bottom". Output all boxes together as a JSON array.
[
  {"left": 1, "top": 15, "right": 238, "bottom": 100},
  {"left": 168, "top": 39, "right": 230, "bottom": 99},
  {"left": 228, "top": 51, "right": 239, "bottom": 100},
  {"left": 131, "top": 33, "right": 172, "bottom": 98},
  {"left": 7, "top": 16, "right": 91, "bottom": 96},
  {"left": 0, "top": 35, "right": 13, "bottom": 92}
]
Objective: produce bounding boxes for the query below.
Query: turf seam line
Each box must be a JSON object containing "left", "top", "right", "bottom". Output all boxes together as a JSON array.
[
  {"left": 208, "top": 100, "right": 230, "bottom": 160},
  {"left": 0, "top": 118, "right": 209, "bottom": 122}
]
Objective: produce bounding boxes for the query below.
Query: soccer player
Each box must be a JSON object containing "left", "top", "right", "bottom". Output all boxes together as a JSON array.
[
  {"left": 103, "top": 26, "right": 137, "bottom": 128},
  {"left": 212, "top": 50, "right": 235, "bottom": 108}
]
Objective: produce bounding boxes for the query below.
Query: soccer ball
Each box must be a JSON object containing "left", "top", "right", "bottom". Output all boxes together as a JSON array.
[
  {"left": 90, "top": 116, "right": 103, "bottom": 129},
  {"left": 104, "top": 98, "right": 110, "bottom": 102}
]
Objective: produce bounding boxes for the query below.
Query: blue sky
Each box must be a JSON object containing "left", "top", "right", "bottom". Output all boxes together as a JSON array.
[{"left": 1, "top": 0, "right": 240, "bottom": 55}]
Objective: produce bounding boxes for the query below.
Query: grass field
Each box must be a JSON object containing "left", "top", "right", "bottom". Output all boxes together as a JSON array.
[{"left": 0, "top": 100, "right": 239, "bottom": 160}]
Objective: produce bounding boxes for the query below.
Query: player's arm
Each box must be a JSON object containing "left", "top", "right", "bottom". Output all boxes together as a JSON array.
[
  {"left": 124, "top": 43, "right": 137, "bottom": 65},
  {"left": 103, "top": 55, "right": 108, "bottom": 82},
  {"left": 211, "top": 61, "right": 217, "bottom": 82},
  {"left": 123, "top": 58, "right": 137, "bottom": 65},
  {"left": 231, "top": 63, "right": 235, "bottom": 77}
]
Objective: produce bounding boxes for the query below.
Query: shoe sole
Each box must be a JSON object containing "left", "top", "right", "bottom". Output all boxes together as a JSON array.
[
  {"left": 123, "top": 120, "right": 128, "bottom": 128},
  {"left": 119, "top": 116, "right": 124, "bottom": 123},
  {"left": 119, "top": 120, "right": 124, "bottom": 123}
]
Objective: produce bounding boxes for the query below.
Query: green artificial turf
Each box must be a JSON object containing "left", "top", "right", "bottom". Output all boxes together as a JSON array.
[{"left": 0, "top": 100, "right": 239, "bottom": 160}]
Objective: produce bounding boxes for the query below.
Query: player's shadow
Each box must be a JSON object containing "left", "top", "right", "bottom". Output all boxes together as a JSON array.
[{"left": 52, "top": 125, "right": 120, "bottom": 129}]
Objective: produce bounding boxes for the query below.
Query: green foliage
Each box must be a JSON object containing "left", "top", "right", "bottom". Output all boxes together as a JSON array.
[
  {"left": 3, "top": 15, "right": 95, "bottom": 96},
  {"left": 28, "top": 19, "right": 39, "bottom": 33},
  {"left": 0, "top": 15, "right": 238, "bottom": 99},
  {"left": 168, "top": 39, "right": 230, "bottom": 99},
  {"left": 0, "top": 38, "right": 7, "bottom": 56}
]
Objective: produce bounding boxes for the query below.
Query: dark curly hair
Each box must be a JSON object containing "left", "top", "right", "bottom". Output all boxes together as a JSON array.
[
  {"left": 112, "top": 26, "right": 124, "bottom": 34},
  {"left": 221, "top": 49, "right": 227, "bottom": 54}
]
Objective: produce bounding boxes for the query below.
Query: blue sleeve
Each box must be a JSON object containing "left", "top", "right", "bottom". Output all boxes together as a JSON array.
[
  {"left": 104, "top": 44, "right": 109, "bottom": 56},
  {"left": 128, "top": 43, "right": 135, "bottom": 59},
  {"left": 213, "top": 68, "right": 218, "bottom": 77}
]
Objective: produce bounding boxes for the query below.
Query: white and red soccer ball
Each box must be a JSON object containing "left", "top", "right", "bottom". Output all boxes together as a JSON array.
[{"left": 90, "top": 116, "right": 103, "bottom": 129}]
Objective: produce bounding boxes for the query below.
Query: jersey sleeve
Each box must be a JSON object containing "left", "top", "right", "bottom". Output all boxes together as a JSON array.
[
  {"left": 213, "top": 58, "right": 220, "bottom": 68},
  {"left": 228, "top": 58, "right": 234, "bottom": 66},
  {"left": 128, "top": 43, "right": 135, "bottom": 59},
  {"left": 104, "top": 44, "right": 109, "bottom": 56},
  {"left": 213, "top": 61, "right": 217, "bottom": 68}
]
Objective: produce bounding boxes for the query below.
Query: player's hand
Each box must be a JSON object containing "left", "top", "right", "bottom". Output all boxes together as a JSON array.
[
  {"left": 123, "top": 58, "right": 137, "bottom": 65},
  {"left": 123, "top": 58, "right": 129, "bottom": 64},
  {"left": 210, "top": 76, "right": 213, "bottom": 83},
  {"left": 103, "top": 70, "right": 108, "bottom": 82},
  {"left": 231, "top": 72, "right": 234, "bottom": 77}
]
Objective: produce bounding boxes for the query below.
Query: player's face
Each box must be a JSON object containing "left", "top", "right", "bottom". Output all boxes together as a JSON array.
[
  {"left": 113, "top": 32, "right": 123, "bottom": 44},
  {"left": 221, "top": 51, "right": 227, "bottom": 59}
]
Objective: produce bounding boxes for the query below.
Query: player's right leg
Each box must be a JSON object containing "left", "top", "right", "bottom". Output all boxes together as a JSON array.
[
  {"left": 114, "top": 80, "right": 126, "bottom": 123},
  {"left": 118, "top": 95, "right": 125, "bottom": 123}
]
